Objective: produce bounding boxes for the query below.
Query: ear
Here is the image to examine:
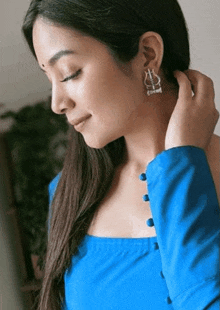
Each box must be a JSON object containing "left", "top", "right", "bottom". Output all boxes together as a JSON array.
[{"left": 138, "top": 31, "right": 164, "bottom": 74}]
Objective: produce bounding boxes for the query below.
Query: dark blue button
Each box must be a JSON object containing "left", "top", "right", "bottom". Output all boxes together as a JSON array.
[
  {"left": 153, "top": 242, "right": 159, "bottom": 250},
  {"left": 146, "top": 218, "right": 154, "bottom": 227},
  {"left": 142, "top": 194, "right": 149, "bottom": 202},
  {"left": 166, "top": 296, "right": 172, "bottom": 304},
  {"left": 139, "top": 173, "right": 147, "bottom": 181},
  {"left": 160, "top": 271, "right": 165, "bottom": 278}
]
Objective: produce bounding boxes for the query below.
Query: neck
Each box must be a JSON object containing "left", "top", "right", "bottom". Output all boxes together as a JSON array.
[{"left": 121, "top": 84, "right": 179, "bottom": 175}]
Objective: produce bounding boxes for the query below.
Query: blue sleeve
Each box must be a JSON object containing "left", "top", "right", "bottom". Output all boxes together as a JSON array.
[
  {"left": 47, "top": 171, "right": 67, "bottom": 309},
  {"left": 145, "top": 146, "right": 220, "bottom": 309},
  {"left": 47, "top": 171, "right": 62, "bottom": 236}
]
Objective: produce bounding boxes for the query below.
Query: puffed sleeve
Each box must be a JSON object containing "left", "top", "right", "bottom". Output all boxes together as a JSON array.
[
  {"left": 145, "top": 146, "right": 220, "bottom": 309},
  {"left": 47, "top": 171, "right": 62, "bottom": 237}
]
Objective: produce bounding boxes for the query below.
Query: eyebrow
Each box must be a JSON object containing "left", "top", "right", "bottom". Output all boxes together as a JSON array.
[{"left": 40, "top": 49, "right": 76, "bottom": 71}]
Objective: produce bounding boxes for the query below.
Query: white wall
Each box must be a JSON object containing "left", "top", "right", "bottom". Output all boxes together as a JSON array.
[
  {"left": 179, "top": 0, "right": 220, "bottom": 135},
  {"left": 0, "top": 1, "right": 219, "bottom": 309}
]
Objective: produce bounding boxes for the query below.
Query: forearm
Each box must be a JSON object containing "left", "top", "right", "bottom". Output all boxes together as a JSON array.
[{"left": 146, "top": 146, "right": 220, "bottom": 309}]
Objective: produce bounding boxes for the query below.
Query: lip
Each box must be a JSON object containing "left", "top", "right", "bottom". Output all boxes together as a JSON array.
[
  {"left": 68, "top": 115, "right": 91, "bottom": 126},
  {"left": 73, "top": 116, "right": 91, "bottom": 131}
]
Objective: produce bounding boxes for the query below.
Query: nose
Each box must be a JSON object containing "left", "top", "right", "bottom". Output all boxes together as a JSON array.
[{"left": 51, "top": 83, "right": 75, "bottom": 115}]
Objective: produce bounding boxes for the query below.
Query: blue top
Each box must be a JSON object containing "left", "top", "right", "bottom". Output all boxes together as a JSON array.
[{"left": 48, "top": 146, "right": 220, "bottom": 309}]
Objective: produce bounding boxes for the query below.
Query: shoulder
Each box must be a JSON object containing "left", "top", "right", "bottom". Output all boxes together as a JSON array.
[
  {"left": 49, "top": 171, "right": 62, "bottom": 187},
  {"left": 48, "top": 171, "right": 62, "bottom": 201},
  {"left": 204, "top": 134, "right": 220, "bottom": 205}
]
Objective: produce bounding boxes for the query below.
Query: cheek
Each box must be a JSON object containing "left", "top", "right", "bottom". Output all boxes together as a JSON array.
[
  {"left": 81, "top": 62, "right": 134, "bottom": 106},
  {"left": 85, "top": 74, "right": 117, "bottom": 104},
  {"left": 72, "top": 63, "right": 141, "bottom": 129}
]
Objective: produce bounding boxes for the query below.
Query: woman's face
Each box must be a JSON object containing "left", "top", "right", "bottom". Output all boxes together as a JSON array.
[{"left": 33, "top": 17, "right": 146, "bottom": 149}]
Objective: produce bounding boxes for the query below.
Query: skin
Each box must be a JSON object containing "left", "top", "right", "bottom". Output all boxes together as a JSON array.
[{"left": 32, "top": 17, "right": 180, "bottom": 174}]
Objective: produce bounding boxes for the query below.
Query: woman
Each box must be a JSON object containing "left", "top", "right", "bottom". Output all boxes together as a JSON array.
[{"left": 22, "top": 0, "right": 220, "bottom": 309}]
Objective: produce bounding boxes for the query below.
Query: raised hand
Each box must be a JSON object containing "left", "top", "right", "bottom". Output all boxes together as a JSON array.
[{"left": 165, "top": 69, "right": 219, "bottom": 151}]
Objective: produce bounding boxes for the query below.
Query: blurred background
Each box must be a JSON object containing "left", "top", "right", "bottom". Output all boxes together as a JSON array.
[{"left": 0, "top": 0, "right": 220, "bottom": 309}]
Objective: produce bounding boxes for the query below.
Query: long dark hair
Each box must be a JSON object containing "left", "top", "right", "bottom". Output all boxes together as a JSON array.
[{"left": 22, "top": 0, "right": 190, "bottom": 308}]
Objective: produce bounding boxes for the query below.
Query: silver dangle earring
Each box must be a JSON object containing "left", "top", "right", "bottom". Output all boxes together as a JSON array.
[{"left": 144, "top": 68, "right": 162, "bottom": 96}]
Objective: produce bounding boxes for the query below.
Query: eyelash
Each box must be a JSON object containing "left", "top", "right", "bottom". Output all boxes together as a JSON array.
[{"left": 60, "top": 69, "right": 81, "bottom": 83}]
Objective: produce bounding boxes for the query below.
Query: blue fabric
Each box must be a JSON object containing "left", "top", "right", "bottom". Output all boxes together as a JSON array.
[
  {"left": 47, "top": 171, "right": 62, "bottom": 236},
  {"left": 48, "top": 146, "right": 220, "bottom": 309}
]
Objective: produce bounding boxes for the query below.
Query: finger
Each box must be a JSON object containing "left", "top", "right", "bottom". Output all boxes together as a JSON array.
[
  {"left": 182, "top": 69, "right": 198, "bottom": 97},
  {"left": 174, "top": 70, "right": 192, "bottom": 100},
  {"left": 184, "top": 70, "right": 215, "bottom": 104}
]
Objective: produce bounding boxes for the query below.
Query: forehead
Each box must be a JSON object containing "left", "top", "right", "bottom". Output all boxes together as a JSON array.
[{"left": 32, "top": 17, "right": 104, "bottom": 65}]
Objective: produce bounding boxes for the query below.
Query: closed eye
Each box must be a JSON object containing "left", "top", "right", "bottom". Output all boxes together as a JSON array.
[{"left": 60, "top": 69, "right": 81, "bottom": 83}]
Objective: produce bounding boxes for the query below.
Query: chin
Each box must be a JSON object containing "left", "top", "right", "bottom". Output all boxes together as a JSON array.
[
  {"left": 83, "top": 135, "right": 117, "bottom": 150},
  {"left": 83, "top": 138, "right": 108, "bottom": 149}
]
